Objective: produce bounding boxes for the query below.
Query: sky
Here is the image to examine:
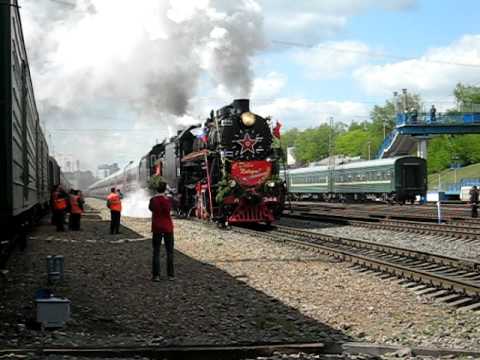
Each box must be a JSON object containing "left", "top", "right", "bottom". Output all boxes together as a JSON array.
[{"left": 19, "top": 0, "right": 480, "bottom": 172}]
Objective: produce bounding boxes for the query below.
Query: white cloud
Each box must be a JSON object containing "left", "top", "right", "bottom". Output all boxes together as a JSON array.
[
  {"left": 259, "top": 0, "right": 417, "bottom": 44},
  {"left": 251, "top": 72, "right": 287, "bottom": 98},
  {"left": 354, "top": 34, "right": 480, "bottom": 97},
  {"left": 293, "top": 41, "right": 370, "bottom": 79},
  {"left": 254, "top": 98, "right": 370, "bottom": 129}
]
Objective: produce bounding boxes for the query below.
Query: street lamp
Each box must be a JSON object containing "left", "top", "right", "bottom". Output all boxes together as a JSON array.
[{"left": 452, "top": 156, "right": 459, "bottom": 184}]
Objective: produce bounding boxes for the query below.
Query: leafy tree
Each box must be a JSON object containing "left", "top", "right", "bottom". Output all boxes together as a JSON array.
[
  {"left": 281, "top": 128, "right": 300, "bottom": 148},
  {"left": 293, "top": 125, "right": 331, "bottom": 163},
  {"left": 454, "top": 83, "right": 480, "bottom": 111},
  {"left": 335, "top": 129, "right": 370, "bottom": 158}
]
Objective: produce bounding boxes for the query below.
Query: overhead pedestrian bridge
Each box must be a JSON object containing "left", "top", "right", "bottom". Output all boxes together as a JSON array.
[{"left": 376, "top": 113, "right": 480, "bottom": 159}]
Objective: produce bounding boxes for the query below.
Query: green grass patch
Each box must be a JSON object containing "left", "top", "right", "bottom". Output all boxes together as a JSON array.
[{"left": 428, "top": 163, "right": 480, "bottom": 190}]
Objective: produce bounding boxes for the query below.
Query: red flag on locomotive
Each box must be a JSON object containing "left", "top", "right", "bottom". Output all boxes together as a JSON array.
[{"left": 273, "top": 120, "right": 282, "bottom": 139}]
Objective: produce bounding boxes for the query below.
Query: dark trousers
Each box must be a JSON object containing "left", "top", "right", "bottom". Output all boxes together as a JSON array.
[
  {"left": 472, "top": 204, "right": 478, "bottom": 218},
  {"left": 110, "top": 211, "right": 121, "bottom": 234},
  {"left": 53, "top": 210, "right": 65, "bottom": 231},
  {"left": 70, "top": 213, "right": 81, "bottom": 230},
  {"left": 152, "top": 232, "right": 174, "bottom": 277}
]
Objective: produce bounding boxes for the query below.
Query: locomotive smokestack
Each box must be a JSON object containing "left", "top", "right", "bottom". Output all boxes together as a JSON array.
[{"left": 233, "top": 99, "right": 250, "bottom": 114}]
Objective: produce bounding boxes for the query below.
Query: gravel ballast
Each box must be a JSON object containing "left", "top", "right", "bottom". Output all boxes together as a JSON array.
[
  {"left": 277, "top": 217, "right": 480, "bottom": 261},
  {"left": 1, "top": 198, "right": 480, "bottom": 357}
]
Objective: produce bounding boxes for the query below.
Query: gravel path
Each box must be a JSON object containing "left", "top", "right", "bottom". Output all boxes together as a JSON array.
[
  {"left": 1, "top": 198, "right": 480, "bottom": 358},
  {"left": 277, "top": 217, "right": 480, "bottom": 261}
]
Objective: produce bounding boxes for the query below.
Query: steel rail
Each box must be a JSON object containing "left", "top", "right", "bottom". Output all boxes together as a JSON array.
[
  {"left": 235, "top": 225, "right": 480, "bottom": 298},
  {"left": 285, "top": 212, "right": 480, "bottom": 240}
]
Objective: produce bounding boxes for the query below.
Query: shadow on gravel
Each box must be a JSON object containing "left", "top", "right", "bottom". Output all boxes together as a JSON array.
[{"left": 0, "top": 215, "right": 352, "bottom": 348}]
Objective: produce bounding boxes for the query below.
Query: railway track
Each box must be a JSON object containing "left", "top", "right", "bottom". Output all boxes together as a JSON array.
[
  {"left": 288, "top": 202, "right": 477, "bottom": 223},
  {"left": 284, "top": 211, "right": 480, "bottom": 242},
  {"left": 235, "top": 224, "right": 480, "bottom": 311}
]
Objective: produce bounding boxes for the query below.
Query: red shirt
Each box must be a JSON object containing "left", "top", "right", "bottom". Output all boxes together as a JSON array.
[{"left": 149, "top": 194, "right": 174, "bottom": 234}]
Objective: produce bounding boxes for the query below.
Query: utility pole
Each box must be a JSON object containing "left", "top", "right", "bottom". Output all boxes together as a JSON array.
[
  {"left": 367, "top": 141, "right": 371, "bottom": 160},
  {"left": 328, "top": 117, "right": 335, "bottom": 195}
]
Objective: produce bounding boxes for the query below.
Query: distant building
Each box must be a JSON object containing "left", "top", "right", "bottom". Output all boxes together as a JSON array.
[
  {"left": 64, "top": 170, "right": 97, "bottom": 191},
  {"left": 287, "top": 147, "right": 296, "bottom": 166},
  {"left": 56, "top": 153, "right": 80, "bottom": 172},
  {"left": 96, "top": 163, "right": 120, "bottom": 178},
  {"left": 97, "top": 163, "right": 119, "bottom": 179}
]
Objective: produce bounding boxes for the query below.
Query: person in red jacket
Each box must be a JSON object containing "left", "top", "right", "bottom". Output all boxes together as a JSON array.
[
  {"left": 52, "top": 185, "right": 69, "bottom": 232},
  {"left": 149, "top": 182, "right": 174, "bottom": 282},
  {"left": 107, "top": 187, "right": 122, "bottom": 234},
  {"left": 69, "top": 190, "right": 84, "bottom": 231}
]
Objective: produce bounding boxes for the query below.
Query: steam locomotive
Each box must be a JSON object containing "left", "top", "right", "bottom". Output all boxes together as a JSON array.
[{"left": 88, "top": 99, "right": 286, "bottom": 225}]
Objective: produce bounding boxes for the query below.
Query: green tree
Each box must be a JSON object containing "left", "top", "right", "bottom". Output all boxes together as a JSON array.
[
  {"left": 335, "top": 129, "right": 371, "bottom": 158},
  {"left": 294, "top": 125, "right": 331, "bottom": 163},
  {"left": 454, "top": 83, "right": 480, "bottom": 111},
  {"left": 430, "top": 83, "right": 480, "bottom": 173}
]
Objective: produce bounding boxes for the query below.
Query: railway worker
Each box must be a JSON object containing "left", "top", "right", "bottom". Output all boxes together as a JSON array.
[
  {"left": 52, "top": 185, "right": 69, "bottom": 232},
  {"left": 116, "top": 188, "right": 124, "bottom": 199},
  {"left": 410, "top": 107, "right": 418, "bottom": 124},
  {"left": 430, "top": 105, "right": 437, "bottom": 122},
  {"left": 149, "top": 181, "right": 175, "bottom": 282},
  {"left": 107, "top": 187, "right": 122, "bottom": 234},
  {"left": 69, "top": 190, "right": 84, "bottom": 231},
  {"left": 470, "top": 186, "right": 479, "bottom": 218}
]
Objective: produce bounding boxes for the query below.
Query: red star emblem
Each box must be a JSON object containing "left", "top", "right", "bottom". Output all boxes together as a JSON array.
[{"left": 234, "top": 133, "right": 258, "bottom": 155}]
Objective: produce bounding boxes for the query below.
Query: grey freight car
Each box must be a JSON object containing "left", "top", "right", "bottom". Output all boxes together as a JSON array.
[{"left": 0, "top": 1, "right": 52, "bottom": 258}]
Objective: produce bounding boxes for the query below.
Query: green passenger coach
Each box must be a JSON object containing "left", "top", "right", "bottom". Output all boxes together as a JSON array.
[{"left": 284, "top": 156, "right": 427, "bottom": 203}]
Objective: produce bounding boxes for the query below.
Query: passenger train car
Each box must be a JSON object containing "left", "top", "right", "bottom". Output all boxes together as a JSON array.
[
  {"left": 0, "top": 1, "right": 70, "bottom": 265},
  {"left": 285, "top": 156, "right": 427, "bottom": 203}
]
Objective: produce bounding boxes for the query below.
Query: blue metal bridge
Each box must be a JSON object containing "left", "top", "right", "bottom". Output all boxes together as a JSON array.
[{"left": 376, "top": 113, "right": 480, "bottom": 159}]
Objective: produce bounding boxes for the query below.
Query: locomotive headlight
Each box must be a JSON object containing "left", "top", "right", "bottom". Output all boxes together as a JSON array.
[
  {"left": 267, "top": 181, "right": 276, "bottom": 188},
  {"left": 241, "top": 112, "right": 256, "bottom": 127},
  {"left": 229, "top": 179, "right": 237, "bottom": 188}
]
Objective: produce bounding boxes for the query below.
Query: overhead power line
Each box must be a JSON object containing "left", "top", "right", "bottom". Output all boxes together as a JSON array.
[
  {"left": 47, "top": 0, "right": 75, "bottom": 7},
  {"left": 271, "top": 40, "right": 480, "bottom": 69}
]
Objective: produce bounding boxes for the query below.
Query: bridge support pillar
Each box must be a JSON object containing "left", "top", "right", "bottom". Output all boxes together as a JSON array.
[{"left": 417, "top": 138, "right": 428, "bottom": 159}]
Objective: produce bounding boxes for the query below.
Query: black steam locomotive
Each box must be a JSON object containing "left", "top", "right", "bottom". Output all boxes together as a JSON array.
[
  {"left": 88, "top": 99, "right": 286, "bottom": 225},
  {"left": 162, "top": 99, "right": 286, "bottom": 224}
]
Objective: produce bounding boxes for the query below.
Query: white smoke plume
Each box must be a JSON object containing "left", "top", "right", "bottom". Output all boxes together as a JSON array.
[
  {"left": 22, "top": 0, "right": 265, "bottom": 119},
  {"left": 121, "top": 188, "right": 151, "bottom": 219}
]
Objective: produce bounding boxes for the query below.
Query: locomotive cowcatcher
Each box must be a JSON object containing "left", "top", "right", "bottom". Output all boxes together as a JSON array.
[{"left": 160, "top": 99, "right": 286, "bottom": 225}]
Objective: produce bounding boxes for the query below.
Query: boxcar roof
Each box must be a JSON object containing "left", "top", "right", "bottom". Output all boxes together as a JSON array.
[{"left": 287, "top": 156, "right": 416, "bottom": 175}]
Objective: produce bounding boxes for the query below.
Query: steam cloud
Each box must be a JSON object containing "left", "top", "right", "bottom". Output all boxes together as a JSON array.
[{"left": 22, "top": 0, "right": 265, "bottom": 118}]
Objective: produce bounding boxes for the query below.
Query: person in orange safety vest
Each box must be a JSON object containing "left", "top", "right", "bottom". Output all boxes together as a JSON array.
[
  {"left": 52, "top": 185, "right": 69, "bottom": 232},
  {"left": 107, "top": 187, "right": 122, "bottom": 234},
  {"left": 69, "top": 190, "right": 84, "bottom": 231}
]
